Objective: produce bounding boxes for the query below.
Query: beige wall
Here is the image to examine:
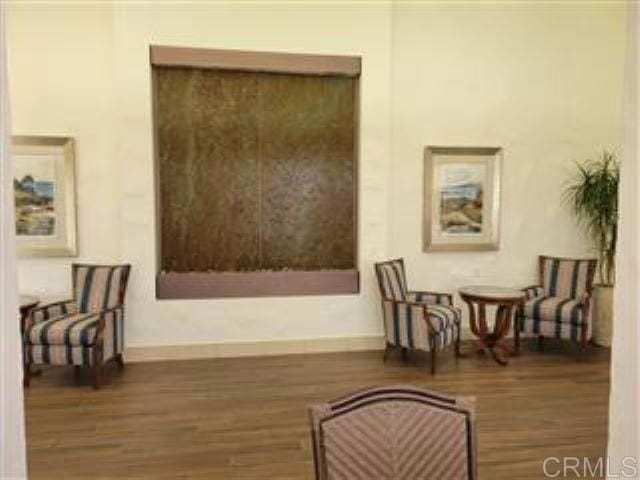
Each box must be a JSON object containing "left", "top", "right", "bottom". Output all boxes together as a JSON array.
[
  {"left": 9, "top": 4, "right": 119, "bottom": 298},
  {"left": 9, "top": 2, "right": 393, "bottom": 348},
  {"left": 390, "top": 3, "right": 626, "bottom": 299},
  {"left": 7, "top": 2, "right": 626, "bottom": 350}
]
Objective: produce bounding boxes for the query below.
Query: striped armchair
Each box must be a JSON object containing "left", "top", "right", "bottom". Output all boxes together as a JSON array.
[
  {"left": 515, "top": 255, "right": 597, "bottom": 353},
  {"left": 309, "top": 386, "right": 477, "bottom": 480},
  {"left": 24, "top": 264, "right": 131, "bottom": 389},
  {"left": 374, "top": 259, "right": 461, "bottom": 374}
]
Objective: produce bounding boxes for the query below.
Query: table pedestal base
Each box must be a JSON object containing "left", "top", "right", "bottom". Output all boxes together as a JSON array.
[
  {"left": 473, "top": 338, "right": 513, "bottom": 366},
  {"left": 460, "top": 291, "right": 524, "bottom": 367}
]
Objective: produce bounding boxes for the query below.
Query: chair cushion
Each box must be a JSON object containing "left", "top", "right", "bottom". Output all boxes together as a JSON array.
[
  {"left": 428, "top": 304, "right": 460, "bottom": 331},
  {"left": 430, "top": 305, "right": 460, "bottom": 350},
  {"left": 520, "top": 296, "right": 585, "bottom": 324},
  {"left": 519, "top": 315, "right": 591, "bottom": 342},
  {"left": 26, "top": 313, "right": 100, "bottom": 347},
  {"left": 25, "top": 309, "right": 124, "bottom": 367},
  {"left": 383, "top": 302, "right": 460, "bottom": 351}
]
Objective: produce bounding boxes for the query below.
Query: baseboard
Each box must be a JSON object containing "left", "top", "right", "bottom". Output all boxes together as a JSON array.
[{"left": 124, "top": 335, "right": 385, "bottom": 362}]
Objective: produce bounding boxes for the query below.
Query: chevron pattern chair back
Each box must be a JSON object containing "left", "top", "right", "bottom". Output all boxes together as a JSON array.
[{"left": 309, "top": 386, "right": 477, "bottom": 480}]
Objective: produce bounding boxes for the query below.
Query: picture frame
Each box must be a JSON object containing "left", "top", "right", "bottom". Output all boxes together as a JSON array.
[
  {"left": 423, "top": 145, "right": 502, "bottom": 252},
  {"left": 12, "top": 136, "right": 77, "bottom": 257}
]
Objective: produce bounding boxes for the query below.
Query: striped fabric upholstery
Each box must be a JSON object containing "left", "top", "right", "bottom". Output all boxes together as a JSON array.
[
  {"left": 382, "top": 300, "right": 460, "bottom": 352},
  {"left": 522, "top": 286, "right": 545, "bottom": 300},
  {"left": 540, "top": 257, "right": 595, "bottom": 300},
  {"left": 26, "top": 313, "right": 101, "bottom": 346},
  {"left": 516, "top": 256, "right": 595, "bottom": 344},
  {"left": 407, "top": 291, "right": 453, "bottom": 306},
  {"left": 24, "top": 309, "right": 124, "bottom": 367},
  {"left": 309, "top": 386, "right": 477, "bottom": 480},
  {"left": 375, "top": 259, "right": 453, "bottom": 307},
  {"left": 521, "top": 297, "right": 585, "bottom": 325},
  {"left": 376, "top": 259, "right": 408, "bottom": 301},
  {"left": 74, "top": 265, "right": 129, "bottom": 313},
  {"left": 519, "top": 313, "right": 591, "bottom": 343},
  {"left": 517, "top": 297, "right": 589, "bottom": 342},
  {"left": 31, "top": 300, "right": 78, "bottom": 322},
  {"left": 375, "top": 258, "right": 460, "bottom": 355},
  {"left": 25, "top": 264, "right": 130, "bottom": 371}
]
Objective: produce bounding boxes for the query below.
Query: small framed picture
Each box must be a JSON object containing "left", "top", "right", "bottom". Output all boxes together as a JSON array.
[
  {"left": 12, "top": 136, "right": 77, "bottom": 257},
  {"left": 423, "top": 145, "right": 502, "bottom": 252}
]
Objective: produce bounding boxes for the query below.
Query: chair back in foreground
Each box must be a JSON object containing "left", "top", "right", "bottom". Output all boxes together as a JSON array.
[{"left": 309, "top": 386, "right": 477, "bottom": 480}]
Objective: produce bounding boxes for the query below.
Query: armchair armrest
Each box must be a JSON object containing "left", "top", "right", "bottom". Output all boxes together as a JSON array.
[
  {"left": 92, "top": 306, "right": 123, "bottom": 347},
  {"left": 407, "top": 290, "right": 454, "bottom": 306},
  {"left": 23, "top": 299, "right": 77, "bottom": 336},
  {"left": 579, "top": 292, "right": 592, "bottom": 305},
  {"left": 521, "top": 285, "right": 544, "bottom": 300},
  {"left": 30, "top": 299, "right": 77, "bottom": 323}
]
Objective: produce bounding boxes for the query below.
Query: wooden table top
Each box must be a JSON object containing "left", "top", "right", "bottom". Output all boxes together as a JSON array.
[{"left": 459, "top": 285, "right": 525, "bottom": 301}]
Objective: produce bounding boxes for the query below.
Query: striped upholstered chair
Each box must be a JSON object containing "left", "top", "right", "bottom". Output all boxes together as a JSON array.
[
  {"left": 23, "top": 264, "right": 131, "bottom": 389},
  {"left": 515, "top": 255, "right": 597, "bottom": 353},
  {"left": 309, "top": 385, "right": 477, "bottom": 480},
  {"left": 374, "top": 258, "right": 461, "bottom": 374}
]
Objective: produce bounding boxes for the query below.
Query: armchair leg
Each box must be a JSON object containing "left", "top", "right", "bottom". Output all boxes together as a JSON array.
[
  {"left": 430, "top": 348, "right": 437, "bottom": 375},
  {"left": 383, "top": 344, "right": 393, "bottom": 363},
  {"left": 401, "top": 347, "right": 408, "bottom": 362},
  {"left": 537, "top": 336, "right": 544, "bottom": 352},
  {"left": 74, "top": 366, "right": 82, "bottom": 380},
  {"left": 91, "top": 364, "right": 102, "bottom": 390},
  {"left": 91, "top": 342, "right": 104, "bottom": 390},
  {"left": 514, "top": 318, "right": 521, "bottom": 355},
  {"left": 454, "top": 330, "right": 462, "bottom": 358},
  {"left": 577, "top": 333, "right": 589, "bottom": 360},
  {"left": 115, "top": 353, "right": 125, "bottom": 370},
  {"left": 23, "top": 365, "right": 31, "bottom": 388}
]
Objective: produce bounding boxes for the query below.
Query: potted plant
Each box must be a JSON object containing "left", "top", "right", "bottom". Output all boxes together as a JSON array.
[{"left": 563, "top": 151, "right": 619, "bottom": 347}]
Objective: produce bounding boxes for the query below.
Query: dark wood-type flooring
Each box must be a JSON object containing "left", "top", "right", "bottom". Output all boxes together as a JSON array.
[{"left": 25, "top": 340, "right": 610, "bottom": 479}]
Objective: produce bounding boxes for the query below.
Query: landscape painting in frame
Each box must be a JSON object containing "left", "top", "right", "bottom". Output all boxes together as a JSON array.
[
  {"left": 12, "top": 136, "right": 77, "bottom": 257},
  {"left": 424, "top": 146, "right": 502, "bottom": 251}
]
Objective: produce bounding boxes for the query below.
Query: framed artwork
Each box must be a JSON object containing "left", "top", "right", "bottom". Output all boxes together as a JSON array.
[
  {"left": 12, "top": 136, "right": 77, "bottom": 257},
  {"left": 423, "top": 146, "right": 502, "bottom": 252}
]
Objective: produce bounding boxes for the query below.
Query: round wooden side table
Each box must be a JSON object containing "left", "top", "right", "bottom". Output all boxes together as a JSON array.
[{"left": 458, "top": 286, "right": 525, "bottom": 366}]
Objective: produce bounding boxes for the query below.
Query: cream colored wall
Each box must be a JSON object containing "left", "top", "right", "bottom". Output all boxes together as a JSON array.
[
  {"left": 17, "top": 2, "right": 392, "bottom": 347},
  {"left": 7, "top": 2, "right": 626, "bottom": 351},
  {"left": 390, "top": 4, "right": 626, "bottom": 303},
  {"left": 112, "top": 3, "right": 393, "bottom": 347},
  {"left": 8, "top": 4, "right": 119, "bottom": 299}
]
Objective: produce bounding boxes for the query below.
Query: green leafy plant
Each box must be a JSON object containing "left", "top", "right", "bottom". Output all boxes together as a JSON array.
[{"left": 563, "top": 151, "right": 619, "bottom": 286}]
